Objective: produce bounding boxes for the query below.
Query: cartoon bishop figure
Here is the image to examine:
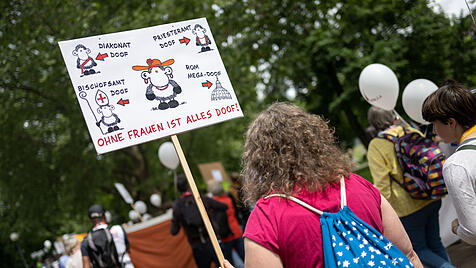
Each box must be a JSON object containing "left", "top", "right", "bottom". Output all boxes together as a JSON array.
[{"left": 95, "top": 90, "right": 121, "bottom": 133}]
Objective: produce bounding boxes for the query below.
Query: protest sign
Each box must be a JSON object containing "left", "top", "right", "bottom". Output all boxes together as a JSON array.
[
  {"left": 58, "top": 18, "right": 243, "bottom": 154},
  {"left": 114, "top": 183, "right": 134, "bottom": 204},
  {"left": 198, "top": 162, "right": 228, "bottom": 183}
]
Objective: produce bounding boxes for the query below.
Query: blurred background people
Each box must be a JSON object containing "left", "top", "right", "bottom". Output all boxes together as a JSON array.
[
  {"left": 65, "top": 237, "right": 82, "bottom": 268},
  {"left": 227, "top": 172, "right": 251, "bottom": 229},
  {"left": 170, "top": 174, "right": 227, "bottom": 268},
  {"left": 208, "top": 181, "right": 245, "bottom": 267},
  {"left": 81, "top": 204, "right": 120, "bottom": 268}
]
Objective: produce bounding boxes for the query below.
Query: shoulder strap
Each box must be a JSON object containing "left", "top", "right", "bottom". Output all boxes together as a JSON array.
[
  {"left": 265, "top": 194, "right": 324, "bottom": 215},
  {"left": 87, "top": 232, "right": 97, "bottom": 251},
  {"left": 264, "top": 177, "right": 347, "bottom": 215},
  {"left": 339, "top": 176, "right": 346, "bottom": 208},
  {"left": 87, "top": 230, "right": 106, "bottom": 267},
  {"left": 456, "top": 144, "right": 476, "bottom": 152}
]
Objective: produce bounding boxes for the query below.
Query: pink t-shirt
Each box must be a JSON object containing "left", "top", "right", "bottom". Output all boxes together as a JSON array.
[{"left": 243, "top": 173, "right": 382, "bottom": 268}]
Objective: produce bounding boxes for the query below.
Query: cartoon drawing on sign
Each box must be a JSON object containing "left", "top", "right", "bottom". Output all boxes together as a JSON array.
[
  {"left": 192, "top": 24, "right": 212, "bottom": 53},
  {"left": 211, "top": 76, "right": 232, "bottom": 101},
  {"left": 95, "top": 90, "right": 122, "bottom": 133},
  {"left": 72, "top": 44, "right": 98, "bottom": 76},
  {"left": 132, "top": 59, "right": 182, "bottom": 110}
]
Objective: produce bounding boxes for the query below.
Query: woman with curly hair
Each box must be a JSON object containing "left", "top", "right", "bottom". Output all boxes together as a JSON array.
[{"left": 224, "top": 103, "right": 422, "bottom": 268}]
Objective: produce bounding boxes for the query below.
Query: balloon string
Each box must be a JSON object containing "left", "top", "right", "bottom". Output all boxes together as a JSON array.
[
  {"left": 392, "top": 110, "right": 411, "bottom": 127},
  {"left": 465, "top": 0, "right": 476, "bottom": 25}
]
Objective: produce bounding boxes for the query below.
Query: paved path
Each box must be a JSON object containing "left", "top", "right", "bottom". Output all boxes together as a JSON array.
[{"left": 447, "top": 240, "right": 476, "bottom": 268}]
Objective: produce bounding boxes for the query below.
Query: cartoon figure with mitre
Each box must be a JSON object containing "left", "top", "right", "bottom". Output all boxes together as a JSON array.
[
  {"left": 95, "top": 90, "right": 121, "bottom": 133},
  {"left": 132, "top": 59, "right": 182, "bottom": 110},
  {"left": 192, "top": 24, "right": 212, "bottom": 53},
  {"left": 72, "top": 44, "right": 98, "bottom": 76}
]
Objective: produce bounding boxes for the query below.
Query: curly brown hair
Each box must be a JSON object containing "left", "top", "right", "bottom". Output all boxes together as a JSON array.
[{"left": 242, "top": 102, "right": 351, "bottom": 204}]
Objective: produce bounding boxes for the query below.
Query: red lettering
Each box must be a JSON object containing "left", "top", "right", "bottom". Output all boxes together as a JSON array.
[
  {"left": 156, "top": 123, "right": 164, "bottom": 131},
  {"left": 117, "top": 133, "right": 124, "bottom": 141},
  {"left": 207, "top": 110, "right": 212, "bottom": 118},
  {"left": 133, "top": 129, "right": 139, "bottom": 138},
  {"left": 98, "top": 138, "right": 104, "bottom": 146}
]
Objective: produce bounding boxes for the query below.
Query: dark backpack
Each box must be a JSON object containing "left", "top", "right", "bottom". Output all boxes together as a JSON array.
[
  {"left": 87, "top": 227, "right": 120, "bottom": 268},
  {"left": 379, "top": 125, "right": 447, "bottom": 200},
  {"left": 182, "top": 197, "right": 205, "bottom": 227},
  {"left": 210, "top": 205, "right": 233, "bottom": 239},
  {"left": 181, "top": 197, "right": 208, "bottom": 243}
]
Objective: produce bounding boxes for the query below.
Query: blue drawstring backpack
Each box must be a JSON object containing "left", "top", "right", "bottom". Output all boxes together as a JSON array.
[{"left": 266, "top": 177, "right": 413, "bottom": 268}]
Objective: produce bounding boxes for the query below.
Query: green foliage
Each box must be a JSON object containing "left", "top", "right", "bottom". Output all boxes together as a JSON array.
[{"left": 1, "top": 0, "right": 475, "bottom": 266}]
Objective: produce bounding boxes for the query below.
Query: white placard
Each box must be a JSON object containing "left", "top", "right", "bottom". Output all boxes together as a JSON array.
[
  {"left": 211, "top": 169, "right": 223, "bottom": 182},
  {"left": 58, "top": 18, "right": 243, "bottom": 154},
  {"left": 114, "top": 183, "right": 134, "bottom": 204}
]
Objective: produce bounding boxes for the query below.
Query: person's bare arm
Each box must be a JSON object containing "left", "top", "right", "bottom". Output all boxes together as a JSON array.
[
  {"left": 380, "top": 195, "right": 423, "bottom": 268},
  {"left": 244, "top": 238, "right": 283, "bottom": 268},
  {"left": 82, "top": 256, "right": 92, "bottom": 268}
]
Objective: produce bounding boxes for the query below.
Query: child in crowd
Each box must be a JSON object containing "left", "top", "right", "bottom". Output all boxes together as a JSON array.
[{"left": 422, "top": 80, "right": 476, "bottom": 245}]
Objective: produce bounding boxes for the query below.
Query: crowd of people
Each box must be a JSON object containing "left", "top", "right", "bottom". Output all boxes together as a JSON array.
[
  {"left": 222, "top": 81, "right": 475, "bottom": 268},
  {"left": 40, "top": 80, "right": 475, "bottom": 268}
]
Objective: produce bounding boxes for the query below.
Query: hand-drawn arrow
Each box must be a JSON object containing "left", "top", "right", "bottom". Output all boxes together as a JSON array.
[
  {"left": 202, "top": 80, "right": 213, "bottom": 89},
  {"left": 96, "top": 53, "right": 108, "bottom": 61},
  {"left": 117, "top": 98, "right": 130, "bottom": 106},
  {"left": 179, "top": 37, "right": 190, "bottom": 45}
]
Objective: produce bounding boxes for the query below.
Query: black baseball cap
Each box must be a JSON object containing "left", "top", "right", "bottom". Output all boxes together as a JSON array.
[{"left": 88, "top": 204, "right": 105, "bottom": 219}]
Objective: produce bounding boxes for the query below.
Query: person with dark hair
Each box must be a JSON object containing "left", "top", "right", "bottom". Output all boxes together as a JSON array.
[
  {"left": 366, "top": 106, "right": 454, "bottom": 268},
  {"left": 227, "top": 172, "right": 250, "bottom": 229},
  {"left": 226, "top": 102, "right": 422, "bottom": 268},
  {"left": 422, "top": 80, "right": 476, "bottom": 245},
  {"left": 170, "top": 174, "right": 228, "bottom": 268},
  {"left": 81, "top": 204, "right": 129, "bottom": 268},
  {"left": 208, "top": 181, "right": 245, "bottom": 266}
]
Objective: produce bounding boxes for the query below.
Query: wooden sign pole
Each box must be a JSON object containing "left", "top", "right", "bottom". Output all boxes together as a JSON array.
[{"left": 170, "top": 135, "right": 225, "bottom": 268}]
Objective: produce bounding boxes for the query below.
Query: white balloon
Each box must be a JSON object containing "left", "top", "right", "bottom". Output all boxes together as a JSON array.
[
  {"left": 129, "top": 210, "right": 139, "bottom": 221},
  {"left": 44, "top": 240, "right": 52, "bottom": 249},
  {"left": 134, "top": 200, "right": 147, "bottom": 214},
  {"left": 158, "top": 142, "right": 179, "bottom": 170},
  {"left": 359, "top": 63, "right": 399, "bottom": 110},
  {"left": 150, "top": 193, "right": 162, "bottom": 207},
  {"left": 105, "top": 211, "right": 112, "bottom": 223},
  {"left": 142, "top": 213, "right": 152, "bottom": 221},
  {"left": 9, "top": 232, "right": 19, "bottom": 242},
  {"left": 402, "top": 79, "right": 438, "bottom": 124}
]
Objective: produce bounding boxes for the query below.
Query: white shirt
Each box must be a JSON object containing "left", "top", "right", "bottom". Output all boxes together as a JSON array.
[
  {"left": 66, "top": 249, "right": 82, "bottom": 268},
  {"left": 110, "top": 225, "right": 134, "bottom": 267},
  {"left": 443, "top": 138, "right": 476, "bottom": 245}
]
